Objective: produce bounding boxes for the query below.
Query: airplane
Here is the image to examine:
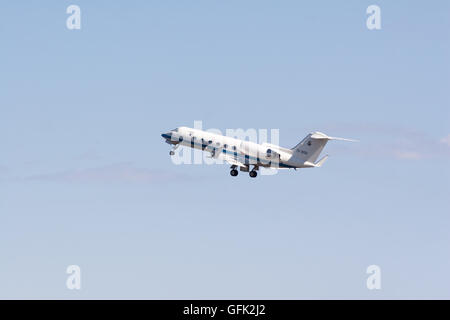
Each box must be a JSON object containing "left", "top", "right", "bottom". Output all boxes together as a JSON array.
[{"left": 161, "top": 127, "right": 357, "bottom": 178}]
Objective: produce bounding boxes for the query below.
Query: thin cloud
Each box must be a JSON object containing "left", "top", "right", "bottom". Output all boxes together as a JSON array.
[
  {"left": 75, "top": 150, "right": 103, "bottom": 161},
  {"left": 393, "top": 151, "right": 422, "bottom": 160},
  {"left": 25, "top": 163, "right": 191, "bottom": 184},
  {"left": 440, "top": 134, "right": 450, "bottom": 147},
  {"left": 322, "top": 123, "right": 450, "bottom": 160}
]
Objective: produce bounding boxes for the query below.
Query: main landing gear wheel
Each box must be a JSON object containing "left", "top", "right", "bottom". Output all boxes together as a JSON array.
[
  {"left": 230, "top": 169, "right": 238, "bottom": 176},
  {"left": 249, "top": 171, "right": 257, "bottom": 178},
  {"left": 169, "top": 150, "right": 175, "bottom": 156}
]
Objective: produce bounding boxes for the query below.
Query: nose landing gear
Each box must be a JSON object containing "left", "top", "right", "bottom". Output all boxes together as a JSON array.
[{"left": 169, "top": 144, "right": 179, "bottom": 156}]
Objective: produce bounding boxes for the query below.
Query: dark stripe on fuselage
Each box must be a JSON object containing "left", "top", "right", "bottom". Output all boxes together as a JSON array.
[{"left": 162, "top": 134, "right": 296, "bottom": 168}]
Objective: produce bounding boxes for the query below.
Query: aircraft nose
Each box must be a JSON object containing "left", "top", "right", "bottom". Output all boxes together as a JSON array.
[{"left": 161, "top": 132, "right": 172, "bottom": 140}]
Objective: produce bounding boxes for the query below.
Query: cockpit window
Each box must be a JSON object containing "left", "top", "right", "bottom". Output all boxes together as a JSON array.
[{"left": 171, "top": 128, "right": 179, "bottom": 132}]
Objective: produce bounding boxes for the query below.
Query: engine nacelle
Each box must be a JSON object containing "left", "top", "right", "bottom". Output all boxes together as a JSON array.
[{"left": 265, "top": 148, "right": 280, "bottom": 159}]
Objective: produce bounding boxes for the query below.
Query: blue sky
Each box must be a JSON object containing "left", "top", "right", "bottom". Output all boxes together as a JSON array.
[{"left": 0, "top": 1, "right": 449, "bottom": 298}]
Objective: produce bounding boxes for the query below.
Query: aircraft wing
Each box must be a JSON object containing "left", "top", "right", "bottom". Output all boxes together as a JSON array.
[{"left": 221, "top": 154, "right": 246, "bottom": 168}]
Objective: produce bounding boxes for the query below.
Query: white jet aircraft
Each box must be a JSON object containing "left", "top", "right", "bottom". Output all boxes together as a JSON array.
[{"left": 161, "top": 127, "right": 356, "bottom": 178}]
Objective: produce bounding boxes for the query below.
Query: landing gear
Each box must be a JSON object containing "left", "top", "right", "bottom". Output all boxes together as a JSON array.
[
  {"left": 249, "top": 165, "right": 258, "bottom": 178},
  {"left": 229, "top": 165, "right": 258, "bottom": 178},
  {"left": 169, "top": 144, "right": 179, "bottom": 156}
]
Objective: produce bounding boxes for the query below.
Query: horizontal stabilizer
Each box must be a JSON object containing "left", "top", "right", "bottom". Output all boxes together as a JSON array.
[
  {"left": 310, "top": 132, "right": 359, "bottom": 142},
  {"left": 328, "top": 136, "right": 359, "bottom": 142}
]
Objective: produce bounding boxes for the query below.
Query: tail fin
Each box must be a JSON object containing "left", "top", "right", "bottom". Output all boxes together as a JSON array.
[{"left": 291, "top": 131, "right": 357, "bottom": 164}]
